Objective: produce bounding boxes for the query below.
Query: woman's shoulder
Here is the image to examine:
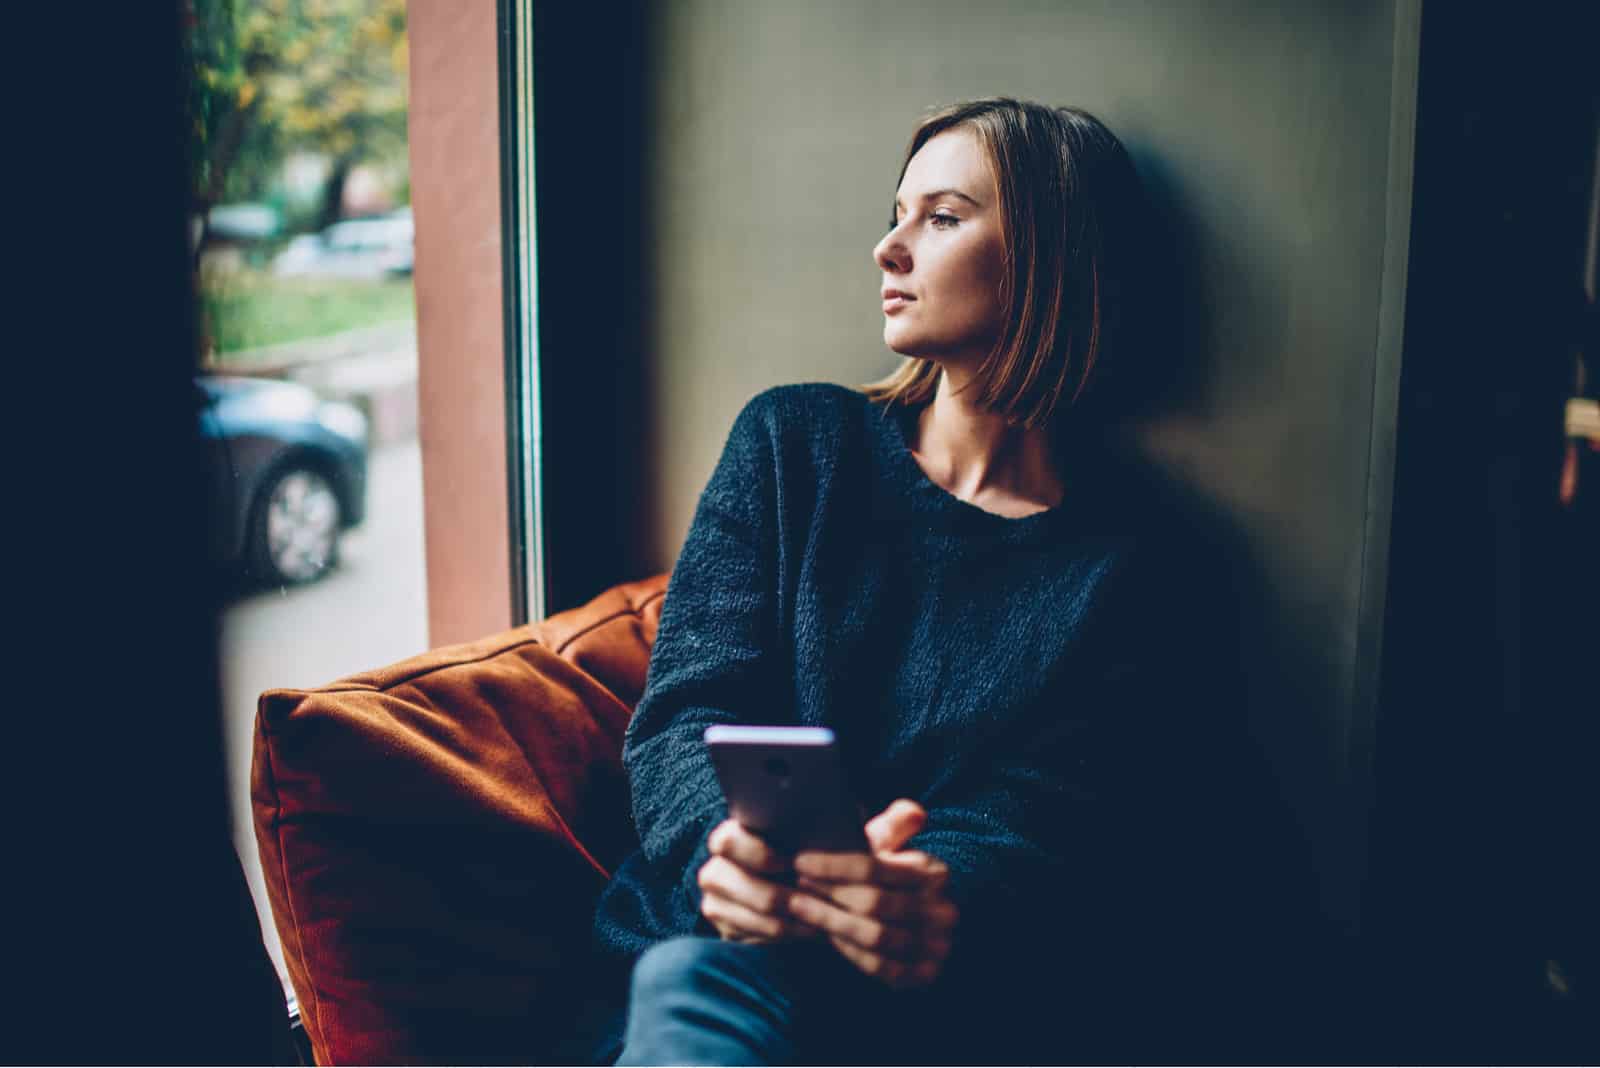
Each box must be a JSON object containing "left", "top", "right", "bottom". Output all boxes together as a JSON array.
[
  {"left": 729, "top": 382, "right": 880, "bottom": 459},
  {"left": 738, "top": 381, "right": 875, "bottom": 427}
]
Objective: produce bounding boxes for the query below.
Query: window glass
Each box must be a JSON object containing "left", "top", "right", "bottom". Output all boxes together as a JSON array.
[{"left": 188, "top": 0, "right": 427, "bottom": 1009}]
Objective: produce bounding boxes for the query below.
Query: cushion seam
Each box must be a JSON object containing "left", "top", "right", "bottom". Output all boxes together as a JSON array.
[
  {"left": 260, "top": 588, "right": 664, "bottom": 708},
  {"left": 260, "top": 726, "right": 329, "bottom": 1060},
  {"left": 550, "top": 589, "right": 665, "bottom": 657},
  {"left": 486, "top": 697, "right": 617, "bottom": 881},
  {"left": 270, "top": 634, "right": 548, "bottom": 701}
]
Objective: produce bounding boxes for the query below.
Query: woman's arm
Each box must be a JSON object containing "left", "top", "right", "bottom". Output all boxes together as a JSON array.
[
  {"left": 904, "top": 701, "right": 1110, "bottom": 941},
  {"left": 621, "top": 395, "right": 790, "bottom": 928},
  {"left": 779, "top": 617, "right": 1153, "bottom": 988},
  {"left": 784, "top": 698, "right": 1112, "bottom": 988}
]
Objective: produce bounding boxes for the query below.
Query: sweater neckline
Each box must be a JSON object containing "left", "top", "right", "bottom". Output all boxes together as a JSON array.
[{"left": 872, "top": 398, "right": 1075, "bottom": 540}]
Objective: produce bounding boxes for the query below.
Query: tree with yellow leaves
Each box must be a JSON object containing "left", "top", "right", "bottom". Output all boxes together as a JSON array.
[{"left": 187, "top": 0, "right": 408, "bottom": 269}]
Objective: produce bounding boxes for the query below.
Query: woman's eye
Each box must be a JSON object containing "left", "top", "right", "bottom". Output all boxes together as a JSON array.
[{"left": 887, "top": 211, "right": 960, "bottom": 232}]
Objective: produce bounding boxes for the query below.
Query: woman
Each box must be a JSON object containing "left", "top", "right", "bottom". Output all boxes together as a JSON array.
[{"left": 577, "top": 97, "right": 1257, "bottom": 1065}]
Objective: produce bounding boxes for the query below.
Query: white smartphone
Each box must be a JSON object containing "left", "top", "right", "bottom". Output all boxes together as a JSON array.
[{"left": 704, "top": 725, "right": 869, "bottom": 855}]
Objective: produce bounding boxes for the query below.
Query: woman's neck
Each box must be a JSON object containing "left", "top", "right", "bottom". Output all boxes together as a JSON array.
[{"left": 909, "top": 367, "right": 1065, "bottom": 515}]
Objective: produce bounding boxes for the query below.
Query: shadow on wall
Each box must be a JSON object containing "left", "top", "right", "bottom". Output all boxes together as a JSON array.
[
  {"left": 1080, "top": 427, "right": 1340, "bottom": 1056},
  {"left": 1113, "top": 143, "right": 1218, "bottom": 423},
  {"left": 1114, "top": 138, "right": 1351, "bottom": 953},
  {"left": 1118, "top": 136, "right": 1300, "bottom": 425}
]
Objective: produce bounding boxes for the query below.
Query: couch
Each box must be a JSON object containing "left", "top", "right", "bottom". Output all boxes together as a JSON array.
[{"left": 252, "top": 573, "right": 669, "bottom": 1066}]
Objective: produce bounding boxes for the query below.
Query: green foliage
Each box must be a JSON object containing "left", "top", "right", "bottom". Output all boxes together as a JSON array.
[
  {"left": 202, "top": 270, "right": 414, "bottom": 354},
  {"left": 187, "top": 0, "right": 409, "bottom": 211}
]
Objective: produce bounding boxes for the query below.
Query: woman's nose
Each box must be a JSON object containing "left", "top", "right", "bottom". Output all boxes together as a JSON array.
[{"left": 874, "top": 226, "right": 910, "bottom": 273}]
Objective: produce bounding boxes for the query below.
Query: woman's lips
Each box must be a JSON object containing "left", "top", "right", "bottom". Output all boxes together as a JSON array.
[{"left": 882, "top": 291, "right": 914, "bottom": 314}]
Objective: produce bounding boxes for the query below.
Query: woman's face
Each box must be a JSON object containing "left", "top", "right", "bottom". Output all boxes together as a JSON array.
[{"left": 873, "top": 127, "right": 1007, "bottom": 368}]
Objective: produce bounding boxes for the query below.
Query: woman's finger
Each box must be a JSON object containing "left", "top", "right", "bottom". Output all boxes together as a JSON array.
[
  {"left": 707, "top": 818, "right": 792, "bottom": 875},
  {"left": 917, "top": 898, "right": 959, "bottom": 933},
  {"left": 786, "top": 890, "right": 916, "bottom": 958},
  {"left": 697, "top": 855, "right": 791, "bottom": 917},
  {"left": 702, "top": 889, "right": 802, "bottom": 942},
  {"left": 827, "top": 934, "right": 904, "bottom": 986},
  {"left": 795, "top": 875, "right": 961, "bottom": 936},
  {"left": 874, "top": 848, "right": 949, "bottom": 880},
  {"left": 827, "top": 935, "right": 942, "bottom": 990},
  {"left": 792, "top": 849, "right": 943, "bottom": 888},
  {"left": 794, "top": 877, "right": 920, "bottom": 922},
  {"left": 870, "top": 850, "right": 951, "bottom": 897}
]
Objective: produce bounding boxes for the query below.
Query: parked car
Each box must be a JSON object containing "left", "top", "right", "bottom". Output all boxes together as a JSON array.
[
  {"left": 271, "top": 208, "right": 414, "bottom": 280},
  {"left": 197, "top": 375, "right": 368, "bottom": 587},
  {"left": 205, "top": 202, "right": 283, "bottom": 243}
]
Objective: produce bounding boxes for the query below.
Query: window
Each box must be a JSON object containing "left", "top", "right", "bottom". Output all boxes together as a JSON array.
[{"left": 188, "top": 0, "right": 429, "bottom": 1013}]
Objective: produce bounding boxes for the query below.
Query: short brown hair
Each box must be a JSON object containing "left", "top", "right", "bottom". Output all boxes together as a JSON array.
[{"left": 862, "top": 98, "right": 1146, "bottom": 430}]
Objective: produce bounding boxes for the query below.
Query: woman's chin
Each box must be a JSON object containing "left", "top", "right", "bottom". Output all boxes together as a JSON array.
[
  {"left": 882, "top": 324, "right": 922, "bottom": 356},
  {"left": 882, "top": 331, "right": 953, "bottom": 367}
]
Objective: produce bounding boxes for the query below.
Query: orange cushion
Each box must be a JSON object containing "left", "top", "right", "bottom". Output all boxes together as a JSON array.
[{"left": 252, "top": 575, "right": 666, "bottom": 1065}]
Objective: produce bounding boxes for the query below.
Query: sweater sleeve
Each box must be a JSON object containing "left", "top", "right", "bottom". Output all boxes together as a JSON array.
[
  {"left": 905, "top": 540, "right": 1259, "bottom": 984},
  {"left": 620, "top": 395, "right": 787, "bottom": 931},
  {"left": 904, "top": 656, "right": 1134, "bottom": 958}
]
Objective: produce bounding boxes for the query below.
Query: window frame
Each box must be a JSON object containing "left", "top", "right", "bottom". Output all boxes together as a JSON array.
[{"left": 497, "top": 0, "right": 546, "bottom": 624}]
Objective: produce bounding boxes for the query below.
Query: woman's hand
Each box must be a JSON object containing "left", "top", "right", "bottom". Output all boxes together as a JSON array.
[
  {"left": 697, "top": 818, "right": 822, "bottom": 944},
  {"left": 786, "top": 799, "right": 959, "bottom": 989}
]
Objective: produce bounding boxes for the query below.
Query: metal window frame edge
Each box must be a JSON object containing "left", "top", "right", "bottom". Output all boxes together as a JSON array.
[
  {"left": 496, "top": 0, "right": 545, "bottom": 625},
  {"left": 1347, "top": 0, "right": 1423, "bottom": 935}
]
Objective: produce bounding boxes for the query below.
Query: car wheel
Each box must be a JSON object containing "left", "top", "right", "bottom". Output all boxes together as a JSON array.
[{"left": 250, "top": 465, "right": 342, "bottom": 586}]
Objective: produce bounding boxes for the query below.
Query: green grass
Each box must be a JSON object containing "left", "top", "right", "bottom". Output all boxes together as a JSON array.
[{"left": 201, "top": 270, "right": 415, "bottom": 356}]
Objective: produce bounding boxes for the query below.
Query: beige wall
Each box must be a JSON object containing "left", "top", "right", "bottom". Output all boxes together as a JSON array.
[
  {"left": 407, "top": 0, "right": 513, "bottom": 647},
  {"left": 637, "top": 0, "right": 1416, "bottom": 931}
]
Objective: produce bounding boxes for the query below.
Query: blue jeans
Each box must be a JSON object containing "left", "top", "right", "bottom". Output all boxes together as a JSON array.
[
  {"left": 587, "top": 928, "right": 1309, "bottom": 1064},
  {"left": 610, "top": 936, "right": 930, "bottom": 1066}
]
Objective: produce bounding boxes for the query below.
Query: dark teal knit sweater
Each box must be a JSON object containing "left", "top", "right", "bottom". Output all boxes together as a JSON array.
[{"left": 591, "top": 383, "right": 1280, "bottom": 1005}]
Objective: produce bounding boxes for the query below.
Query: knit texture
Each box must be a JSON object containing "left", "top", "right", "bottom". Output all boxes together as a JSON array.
[{"left": 590, "top": 383, "right": 1288, "bottom": 1019}]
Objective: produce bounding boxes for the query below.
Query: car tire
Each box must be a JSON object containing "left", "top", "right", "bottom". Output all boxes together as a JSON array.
[{"left": 248, "top": 464, "right": 342, "bottom": 586}]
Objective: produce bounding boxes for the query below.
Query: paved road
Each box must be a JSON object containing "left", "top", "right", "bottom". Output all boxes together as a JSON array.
[{"left": 219, "top": 437, "right": 429, "bottom": 1000}]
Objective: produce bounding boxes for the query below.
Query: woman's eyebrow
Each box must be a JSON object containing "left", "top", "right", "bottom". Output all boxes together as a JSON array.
[{"left": 894, "top": 187, "right": 982, "bottom": 211}]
